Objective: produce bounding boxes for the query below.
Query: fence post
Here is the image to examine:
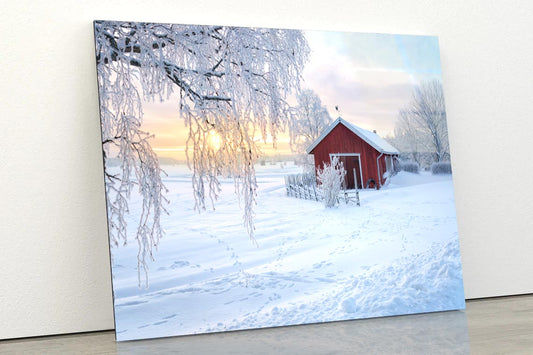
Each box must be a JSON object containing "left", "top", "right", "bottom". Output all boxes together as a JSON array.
[
  {"left": 304, "top": 176, "right": 309, "bottom": 200},
  {"left": 289, "top": 175, "right": 294, "bottom": 197},
  {"left": 298, "top": 177, "right": 302, "bottom": 199}
]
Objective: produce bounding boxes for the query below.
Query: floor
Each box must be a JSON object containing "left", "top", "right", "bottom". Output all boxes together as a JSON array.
[{"left": 1, "top": 295, "right": 532, "bottom": 354}]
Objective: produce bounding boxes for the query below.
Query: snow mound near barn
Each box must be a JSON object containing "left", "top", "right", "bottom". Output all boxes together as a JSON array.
[{"left": 387, "top": 171, "right": 452, "bottom": 188}]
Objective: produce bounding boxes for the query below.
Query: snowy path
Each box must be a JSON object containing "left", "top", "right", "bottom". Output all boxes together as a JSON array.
[{"left": 110, "top": 164, "right": 464, "bottom": 340}]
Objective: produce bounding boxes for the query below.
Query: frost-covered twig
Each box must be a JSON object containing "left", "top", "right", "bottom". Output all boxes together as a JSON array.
[
  {"left": 392, "top": 80, "right": 449, "bottom": 165},
  {"left": 317, "top": 156, "right": 346, "bottom": 208},
  {"left": 94, "top": 21, "right": 309, "bottom": 285}
]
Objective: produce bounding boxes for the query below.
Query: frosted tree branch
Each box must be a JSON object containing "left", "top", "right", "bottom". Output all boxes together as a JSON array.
[
  {"left": 94, "top": 21, "right": 309, "bottom": 286},
  {"left": 392, "top": 80, "right": 449, "bottom": 164}
]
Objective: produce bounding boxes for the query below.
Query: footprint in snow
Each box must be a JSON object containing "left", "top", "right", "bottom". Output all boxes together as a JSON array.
[
  {"left": 170, "top": 260, "right": 190, "bottom": 269},
  {"left": 313, "top": 261, "right": 326, "bottom": 269},
  {"left": 116, "top": 300, "right": 148, "bottom": 307}
]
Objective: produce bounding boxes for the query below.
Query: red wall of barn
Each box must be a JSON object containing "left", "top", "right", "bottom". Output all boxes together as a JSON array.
[{"left": 310, "top": 124, "right": 390, "bottom": 188}]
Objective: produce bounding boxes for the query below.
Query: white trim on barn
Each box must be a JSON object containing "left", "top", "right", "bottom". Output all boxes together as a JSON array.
[
  {"left": 329, "top": 153, "right": 364, "bottom": 191},
  {"left": 306, "top": 117, "right": 399, "bottom": 155},
  {"left": 385, "top": 155, "right": 393, "bottom": 173}
]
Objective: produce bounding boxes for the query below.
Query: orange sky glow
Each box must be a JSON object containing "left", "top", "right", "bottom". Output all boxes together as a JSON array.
[{"left": 139, "top": 30, "right": 443, "bottom": 161}]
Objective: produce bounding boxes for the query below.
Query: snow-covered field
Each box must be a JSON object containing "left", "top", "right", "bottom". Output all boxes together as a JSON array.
[{"left": 110, "top": 162, "right": 465, "bottom": 341}]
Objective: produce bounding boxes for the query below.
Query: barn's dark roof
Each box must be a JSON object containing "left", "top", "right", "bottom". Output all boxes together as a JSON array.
[{"left": 306, "top": 117, "right": 399, "bottom": 155}]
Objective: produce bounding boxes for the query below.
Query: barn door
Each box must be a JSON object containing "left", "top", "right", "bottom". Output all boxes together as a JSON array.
[
  {"left": 338, "top": 156, "right": 351, "bottom": 189},
  {"left": 337, "top": 156, "right": 361, "bottom": 190}
]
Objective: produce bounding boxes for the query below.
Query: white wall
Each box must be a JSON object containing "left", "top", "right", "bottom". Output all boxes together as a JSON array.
[{"left": 1, "top": 0, "right": 532, "bottom": 340}]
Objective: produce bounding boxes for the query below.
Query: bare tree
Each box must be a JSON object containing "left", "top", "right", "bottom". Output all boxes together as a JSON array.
[
  {"left": 392, "top": 80, "right": 449, "bottom": 164},
  {"left": 94, "top": 21, "right": 309, "bottom": 285}
]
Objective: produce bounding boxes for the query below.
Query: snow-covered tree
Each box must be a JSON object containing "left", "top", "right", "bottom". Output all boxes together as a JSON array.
[
  {"left": 290, "top": 89, "right": 332, "bottom": 154},
  {"left": 95, "top": 21, "right": 309, "bottom": 285},
  {"left": 392, "top": 80, "right": 449, "bottom": 164},
  {"left": 390, "top": 110, "right": 426, "bottom": 165},
  {"left": 317, "top": 156, "right": 346, "bottom": 208}
]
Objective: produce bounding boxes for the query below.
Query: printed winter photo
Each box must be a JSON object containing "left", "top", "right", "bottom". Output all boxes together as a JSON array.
[{"left": 94, "top": 21, "right": 465, "bottom": 341}]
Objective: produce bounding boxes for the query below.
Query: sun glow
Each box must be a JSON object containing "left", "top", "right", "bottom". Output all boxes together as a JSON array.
[{"left": 208, "top": 130, "right": 222, "bottom": 151}]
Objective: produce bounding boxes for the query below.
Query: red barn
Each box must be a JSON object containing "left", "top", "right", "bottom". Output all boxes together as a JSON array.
[{"left": 306, "top": 117, "right": 399, "bottom": 189}]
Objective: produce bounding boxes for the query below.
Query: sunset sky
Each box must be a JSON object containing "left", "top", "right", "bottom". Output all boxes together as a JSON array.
[{"left": 141, "top": 29, "right": 444, "bottom": 160}]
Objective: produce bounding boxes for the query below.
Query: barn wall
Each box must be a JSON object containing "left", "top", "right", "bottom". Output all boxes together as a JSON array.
[{"left": 311, "top": 124, "right": 383, "bottom": 187}]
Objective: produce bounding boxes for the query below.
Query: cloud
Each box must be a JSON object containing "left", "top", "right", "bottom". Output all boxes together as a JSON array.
[{"left": 302, "top": 30, "right": 443, "bottom": 136}]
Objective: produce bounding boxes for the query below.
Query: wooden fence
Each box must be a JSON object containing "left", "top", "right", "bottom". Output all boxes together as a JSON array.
[
  {"left": 284, "top": 173, "right": 320, "bottom": 201},
  {"left": 284, "top": 172, "right": 360, "bottom": 206}
]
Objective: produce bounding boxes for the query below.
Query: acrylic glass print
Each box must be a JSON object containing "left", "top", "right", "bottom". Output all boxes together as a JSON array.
[{"left": 94, "top": 20, "right": 465, "bottom": 341}]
